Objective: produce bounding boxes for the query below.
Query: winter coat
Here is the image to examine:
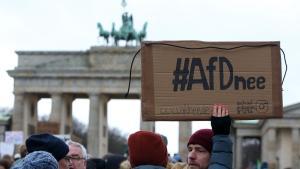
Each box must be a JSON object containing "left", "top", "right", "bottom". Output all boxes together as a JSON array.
[{"left": 208, "top": 135, "right": 232, "bottom": 169}]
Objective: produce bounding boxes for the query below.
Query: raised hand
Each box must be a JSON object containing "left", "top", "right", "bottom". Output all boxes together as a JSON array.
[{"left": 211, "top": 104, "right": 232, "bottom": 135}]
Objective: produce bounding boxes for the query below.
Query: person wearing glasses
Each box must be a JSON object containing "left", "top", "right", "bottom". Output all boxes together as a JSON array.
[{"left": 59, "top": 140, "right": 87, "bottom": 169}]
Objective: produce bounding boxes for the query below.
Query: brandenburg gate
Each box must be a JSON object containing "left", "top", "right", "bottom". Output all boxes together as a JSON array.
[{"left": 8, "top": 46, "right": 192, "bottom": 159}]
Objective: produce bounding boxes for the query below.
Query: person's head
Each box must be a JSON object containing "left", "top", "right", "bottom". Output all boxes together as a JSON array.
[
  {"left": 187, "top": 129, "right": 213, "bottom": 169},
  {"left": 1, "top": 155, "right": 13, "bottom": 167},
  {"left": 19, "top": 144, "right": 27, "bottom": 158},
  {"left": 87, "top": 158, "right": 106, "bottom": 169},
  {"left": 11, "top": 151, "right": 58, "bottom": 169},
  {"left": 103, "top": 154, "right": 126, "bottom": 169},
  {"left": 59, "top": 140, "right": 87, "bottom": 169},
  {"left": 26, "top": 133, "right": 69, "bottom": 162},
  {"left": 0, "top": 159, "right": 10, "bottom": 169},
  {"left": 128, "top": 131, "right": 168, "bottom": 168}
]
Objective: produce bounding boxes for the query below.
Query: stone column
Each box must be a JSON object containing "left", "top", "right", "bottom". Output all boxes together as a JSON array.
[
  {"left": 12, "top": 92, "right": 24, "bottom": 131},
  {"left": 49, "top": 93, "right": 63, "bottom": 122},
  {"left": 88, "top": 94, "right": 108, "bottom": 157},
  {"left": 23, "top": 94, "right": 39, "bottom": 138},
  {"left": 31, "top": 95, "right": 39, "bottom": 131},
  {"left": 231, "top": 134, "right": 236, "bottom": 169},
  {"left": 235, "top": 136, "right": 242, "bottom": 169},
  {"left": 67, "top": 96, "right": 74, "bottom": 134},
  {"left": 61, "top": 95, "right": 73, "bottom": 134},
  {"left": 178, "top": 121, "right": 191, "bottom": 162},
  {"left": 23, "top": 94, "right": 31, "bottom": 139},
  {"left": 102, "top": 96, "right": 108, "bottom": 156},
  {"left": 266, "top": 128, "right": 277, "bottom": 168},
  {"left": 49, "top": 93, "right": 66, "bottom": 134},
  {"left": 292, "top": 128, "right": 300, "bottom": 169},
  {"left": 140, "top": 120, "right": 155, "bottom": 132}
]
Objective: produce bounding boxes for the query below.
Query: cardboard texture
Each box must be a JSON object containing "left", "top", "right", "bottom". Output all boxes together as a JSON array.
[
  {"left": 37, "top": 122, "right": 60, "bottom": 134},
  {"left": 141, "top": 41, "right": 283, "bottom": 120}
]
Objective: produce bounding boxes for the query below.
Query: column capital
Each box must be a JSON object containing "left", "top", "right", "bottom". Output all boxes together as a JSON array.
[
  {"left": 51, "top": 92, "right": 63, "bottom": 97},
  {"left": 89, "top": 93, "right": 99, "bottom": 96},
  {"left": 89, "top": 93, "right": 109, "bottom": 103},
  {"left": 13, "top": 91, "right": 25, "bottom": 96}
]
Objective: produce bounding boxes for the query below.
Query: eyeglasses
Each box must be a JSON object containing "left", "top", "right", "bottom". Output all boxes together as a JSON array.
[{"left": 63, "top": 156, "right": 85, "bottom": 163}]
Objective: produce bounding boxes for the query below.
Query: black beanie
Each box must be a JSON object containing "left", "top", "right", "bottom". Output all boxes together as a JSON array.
[{"left": 26, "top": 133, "right": 69, "bottom": 161}]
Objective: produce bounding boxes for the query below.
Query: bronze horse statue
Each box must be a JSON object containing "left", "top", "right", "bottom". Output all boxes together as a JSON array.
[
  {"left": 137, "top": 22, "right": 148, "bottom": 44},
  {"left": 111, "top": 23, "right": 121, "bottom": 46},
  {"left": 97, "top": 22, "right": 110, "bottom": 44}
]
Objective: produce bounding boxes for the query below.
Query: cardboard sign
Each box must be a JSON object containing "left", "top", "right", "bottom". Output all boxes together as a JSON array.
[
  {"left": 37, "top": 122, "right": 60, "bottom": 134},
  {"left": 141, "top": 41, "right": 282, "bottom": 120}
]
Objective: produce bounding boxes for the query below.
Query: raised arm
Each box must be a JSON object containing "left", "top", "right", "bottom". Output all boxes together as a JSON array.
[{"left": 209, "top": 104, "right": 233, "bottom": 169}]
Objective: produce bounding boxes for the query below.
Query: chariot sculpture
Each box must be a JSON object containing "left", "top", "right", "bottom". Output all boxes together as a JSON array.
[{"left": 97, "top": 12, "right": 147, "bottom": 46}]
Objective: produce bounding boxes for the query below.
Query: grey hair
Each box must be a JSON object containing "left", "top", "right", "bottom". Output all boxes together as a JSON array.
[{"left": 65, "top": 140, "right": 88, "bottom": 160}]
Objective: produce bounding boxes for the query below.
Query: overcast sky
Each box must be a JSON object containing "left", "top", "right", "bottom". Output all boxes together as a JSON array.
[{"left": 0, "top": 0, "right": 299, "bottom": 155}]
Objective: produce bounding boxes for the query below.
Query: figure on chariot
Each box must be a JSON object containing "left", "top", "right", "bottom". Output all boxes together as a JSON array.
[{"left": 97, "top": 0, "right": 147, "bottom": 46}]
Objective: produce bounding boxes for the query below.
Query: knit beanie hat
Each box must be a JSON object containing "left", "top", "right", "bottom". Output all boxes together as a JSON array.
[
  {"left": 128, "top": 131, "right": 168, "bottom": 167},
  {"left": 26, "top": 133, "right": 69, "bottom": 161},
  {"left": 187, "top": 129, "right": 213, "bottom": 153},
  {"left": 11, "top": 151, "right": 58, "bottom": 169}
]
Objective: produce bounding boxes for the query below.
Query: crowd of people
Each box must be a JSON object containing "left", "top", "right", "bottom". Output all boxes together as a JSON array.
[{"left": 0, "top": 104, "right": 234, "bottom": 169}]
